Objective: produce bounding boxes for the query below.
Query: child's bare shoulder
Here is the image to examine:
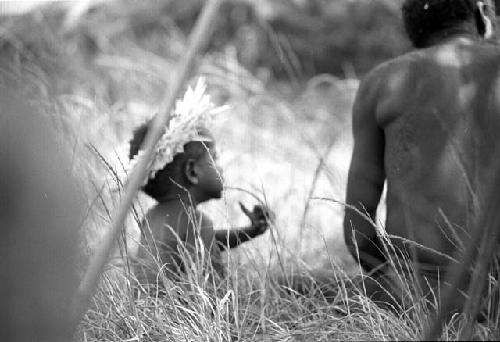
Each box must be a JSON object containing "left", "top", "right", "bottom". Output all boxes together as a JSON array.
[
  {"left": 195, "top": 209, "right": 214, "bottom": 230},
  {"left": 142, "top": 203, "right": 190, "bottom": 240}
]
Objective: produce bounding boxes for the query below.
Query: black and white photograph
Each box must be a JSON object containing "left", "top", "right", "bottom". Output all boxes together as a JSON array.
[{"left": 2, "top": 0, "right": 500, "bottom": 340}]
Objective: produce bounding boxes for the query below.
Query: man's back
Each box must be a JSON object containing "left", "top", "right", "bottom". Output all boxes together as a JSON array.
[
  {"left": 371, "top": 38, "right": 500, "bottom": 266},
  {"left": 343, "top": 0, "right": 500, "bottom": 318}
]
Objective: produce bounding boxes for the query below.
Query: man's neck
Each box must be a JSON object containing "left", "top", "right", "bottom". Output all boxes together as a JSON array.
[{"left": 424, "top": 24, "right": 480, "bottom": 47}]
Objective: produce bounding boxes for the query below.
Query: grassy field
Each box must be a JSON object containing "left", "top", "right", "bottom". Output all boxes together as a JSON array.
[{"left": 2, "top": 2, "right": 499, "bottom": 341}]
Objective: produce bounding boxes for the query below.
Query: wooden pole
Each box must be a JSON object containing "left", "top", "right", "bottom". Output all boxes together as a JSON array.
[{"left": 71, "top": 0, "right": 223, "bottom": 328}]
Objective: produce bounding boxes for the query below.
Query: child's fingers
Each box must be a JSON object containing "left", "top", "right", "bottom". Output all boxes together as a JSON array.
[
  {"left": 254, "top": 205, "right": 274, "bottom": 222},
  {"left": 253, "top": 205, "right": 265, "bottom": 216},
  {"left": 239, "top": 202, "right": 252, "bottom": 217}
]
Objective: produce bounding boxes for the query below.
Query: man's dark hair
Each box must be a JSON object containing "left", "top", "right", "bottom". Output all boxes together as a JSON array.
[
  {"left": 129, "top": 122, "right": 211, "bottom": 202},
  {"left": 402, "top": 0, "right": 491, "bottom": 48}
]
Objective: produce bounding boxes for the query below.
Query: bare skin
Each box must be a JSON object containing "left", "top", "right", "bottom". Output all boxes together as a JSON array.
[
  {"left": 135, "top": 200, "right": 225, "bottom": 283},
  {"left": 344, "top": 31, "right": 500, "bottom": 309},
  {"left": 134, "top": 145, "right": 270, "bottom": 288}
]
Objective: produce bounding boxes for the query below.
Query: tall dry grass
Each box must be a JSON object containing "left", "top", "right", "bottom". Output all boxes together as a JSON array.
[{"left": 2, "top": 3, "right": 500, "bottom": 341}]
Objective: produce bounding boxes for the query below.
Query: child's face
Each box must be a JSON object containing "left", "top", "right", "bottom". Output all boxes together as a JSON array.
[{"left": 195, "top": 145, "right": 223, "bottom": 200}]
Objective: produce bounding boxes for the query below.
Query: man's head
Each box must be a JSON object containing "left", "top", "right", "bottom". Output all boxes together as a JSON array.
[
  {"left": 402, "top": 0, "right": 496, "bottom": 48},
  {"left": 129, "top": 123, "right": 223, "bottom": 203}
]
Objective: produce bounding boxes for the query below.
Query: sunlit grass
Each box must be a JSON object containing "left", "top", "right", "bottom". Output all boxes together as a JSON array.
[{"left": 3, "top": 3, "right": 500, "bottom": 341}]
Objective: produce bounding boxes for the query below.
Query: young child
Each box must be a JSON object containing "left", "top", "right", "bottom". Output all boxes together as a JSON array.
[{"left": 129, "top": 80, "right": 270, "bottom": 291}]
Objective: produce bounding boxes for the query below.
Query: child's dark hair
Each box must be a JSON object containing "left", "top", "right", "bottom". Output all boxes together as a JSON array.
[
  {"left": 129, "top": 122, "right": 212, "bottom": 201},
  {"left": 402, "top": 0, "right": 491, "bottom": 48}
]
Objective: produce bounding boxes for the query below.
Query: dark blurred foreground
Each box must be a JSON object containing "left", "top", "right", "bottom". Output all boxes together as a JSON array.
[{"left": 0, "top": 76, "right": 84, "bottom": 342}]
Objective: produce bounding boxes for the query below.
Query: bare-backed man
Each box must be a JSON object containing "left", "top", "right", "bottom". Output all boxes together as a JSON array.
[{"left": 343, "top": 0, "right": 500, "bottom": 315}]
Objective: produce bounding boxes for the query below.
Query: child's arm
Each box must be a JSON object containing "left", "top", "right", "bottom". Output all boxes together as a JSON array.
[{"left": 215, "top": 203, "right": 271, "bottom": 250}]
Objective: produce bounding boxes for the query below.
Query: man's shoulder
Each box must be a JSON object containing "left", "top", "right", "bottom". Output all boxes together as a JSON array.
[
  {"left": 353, "top": 51, "right": 427, "bottom": 118},
  {"left": 354, "top": 56, "right": 408, "bottom": 104},
  {"left": 358, "top": 49, "right": 439, "bottom": 102},
  {"left": 365, "top": 40, "right": 500, "bottom": 84},
  {"left": 368, "top": 39, "right": 500, "bottom": 76},
  {"left": 364, "top": 51, "right": 422, "bottom": 84}
]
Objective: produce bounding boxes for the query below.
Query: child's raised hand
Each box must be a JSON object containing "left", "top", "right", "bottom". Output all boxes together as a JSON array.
[{"left": 239, "top": 202, "right": 274, "bottom": 236}]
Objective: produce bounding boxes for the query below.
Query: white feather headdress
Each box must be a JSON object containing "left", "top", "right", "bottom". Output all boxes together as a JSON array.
[{"left": 129, "top": 77, "right": 228, "bottom": 184}]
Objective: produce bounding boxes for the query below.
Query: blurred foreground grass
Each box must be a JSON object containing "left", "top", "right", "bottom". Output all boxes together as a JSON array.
[{"left": 1, "top": 2, "right": 498, "bottom": 341}]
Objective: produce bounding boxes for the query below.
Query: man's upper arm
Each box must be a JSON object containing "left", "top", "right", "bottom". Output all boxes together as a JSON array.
[
  {"left": 344, "top": 71, "right": 386, "bottom": 270},
  {"left": 347, "top": 72, "right": 386, "bottom": 216}
]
